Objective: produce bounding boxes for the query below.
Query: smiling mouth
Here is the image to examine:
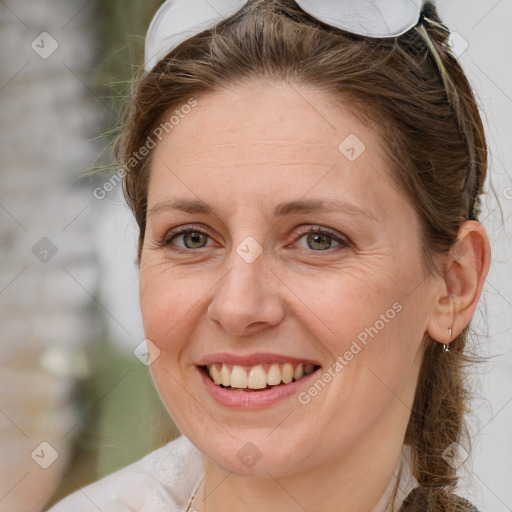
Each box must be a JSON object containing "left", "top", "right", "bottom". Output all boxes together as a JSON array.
[{"left": 201, "top": 362, "right": 321, "bottom": 391}]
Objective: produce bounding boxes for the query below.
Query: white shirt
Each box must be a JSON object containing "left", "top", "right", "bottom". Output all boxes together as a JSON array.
[{"left": 46, "top": 435, "right": 419, "bottom": 512}]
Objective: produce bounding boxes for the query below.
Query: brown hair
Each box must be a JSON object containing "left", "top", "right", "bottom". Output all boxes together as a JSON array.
[{"left": 116, "top": 1, "right": 488, "bottom": 509}]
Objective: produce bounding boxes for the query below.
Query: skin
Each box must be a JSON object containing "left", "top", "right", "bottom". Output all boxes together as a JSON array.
[{"left": 138, "top": 81, "right": 490, "bottom": 512}]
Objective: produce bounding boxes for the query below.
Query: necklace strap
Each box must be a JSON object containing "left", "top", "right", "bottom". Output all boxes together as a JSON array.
[{"left": 185, "top": 476, "right": 204, "bottom": 512}]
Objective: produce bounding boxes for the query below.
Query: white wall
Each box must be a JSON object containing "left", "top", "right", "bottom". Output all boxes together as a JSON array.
[{"left": 436, "top": 1, "right": 512, "bottom": 509}]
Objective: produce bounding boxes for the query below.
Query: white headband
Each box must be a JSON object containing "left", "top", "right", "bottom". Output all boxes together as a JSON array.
[{"left": 144, "top": 0, "right": 424, "bottom": 71}]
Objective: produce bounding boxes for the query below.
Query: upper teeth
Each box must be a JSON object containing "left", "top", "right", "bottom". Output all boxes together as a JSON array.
[{"left": 207, "top": 363, "right": 315, "bottom": 389}]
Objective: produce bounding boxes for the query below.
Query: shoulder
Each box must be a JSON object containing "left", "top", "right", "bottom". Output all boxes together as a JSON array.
[
  {"left": 398, "top": 486, "right": 481, "bottom": 512},
  {"left": 45, "top": 435, "right": 203, "bottom": 512}
]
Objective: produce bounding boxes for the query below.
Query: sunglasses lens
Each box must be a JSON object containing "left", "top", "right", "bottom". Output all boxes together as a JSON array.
[
  {"left": 145, "top": 0, "right": 248, "bottom": 71},
  {"left": 145, "top": 0, "right": 423, "bottom": 71},
  {"left": 295, "top": 0, "right": 421, "bottom": 38}
]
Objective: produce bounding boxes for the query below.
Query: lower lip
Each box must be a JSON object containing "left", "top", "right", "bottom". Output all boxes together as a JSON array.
[{"left": 198, "top": 366, "right": 320, "bottom": 409}]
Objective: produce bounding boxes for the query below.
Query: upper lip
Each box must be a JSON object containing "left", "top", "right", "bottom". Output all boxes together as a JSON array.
[{"left": 196, "top": 352, "right": 321, "bottom": 367}]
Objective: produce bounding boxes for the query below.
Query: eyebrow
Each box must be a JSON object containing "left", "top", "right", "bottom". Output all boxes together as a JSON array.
[{"left": 147, "top": 198, "right": 378, "bottom": 222}]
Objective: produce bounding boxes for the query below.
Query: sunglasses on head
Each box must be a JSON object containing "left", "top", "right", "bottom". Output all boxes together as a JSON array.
[{"left": 144, "top": 0, "right": 425, "bottom": 71}]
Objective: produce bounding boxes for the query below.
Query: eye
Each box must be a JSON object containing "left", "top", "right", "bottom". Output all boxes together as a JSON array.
[
  {"left": 294, "top": 226, "right": 350, "bottom": 251},
  {"left": 163, "top": 227, "right": 215, "bottom": 250}
]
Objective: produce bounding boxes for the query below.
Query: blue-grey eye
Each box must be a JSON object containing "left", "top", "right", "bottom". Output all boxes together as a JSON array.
[
  {"left": 168, "top": 230, "right": 211, "bottom": 249},
  {"left": 305, "top": 232, "right": 338, "bottom": 251}
]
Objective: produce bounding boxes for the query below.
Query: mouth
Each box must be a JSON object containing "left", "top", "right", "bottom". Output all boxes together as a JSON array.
[{"left": 200, "top": 362, "right": 321, "bottom": 392}]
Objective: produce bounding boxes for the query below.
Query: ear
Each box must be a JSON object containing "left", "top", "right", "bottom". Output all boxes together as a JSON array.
[{"left": 427, "top": 220, "right": 491, "bottom": 344}]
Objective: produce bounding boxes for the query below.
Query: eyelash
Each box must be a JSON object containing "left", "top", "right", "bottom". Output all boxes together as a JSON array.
[{"left": 160, "top": 224, "right": 351, "bottom": 252}]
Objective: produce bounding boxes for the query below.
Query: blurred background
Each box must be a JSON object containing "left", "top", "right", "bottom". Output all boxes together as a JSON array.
[{"left": 0, "top": 1, "right": 510, "bottom": 511}]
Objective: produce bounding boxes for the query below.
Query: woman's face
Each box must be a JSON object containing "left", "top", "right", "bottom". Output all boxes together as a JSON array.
[{"left": 139, "top": 82, "right": 441, "bottom": 477}]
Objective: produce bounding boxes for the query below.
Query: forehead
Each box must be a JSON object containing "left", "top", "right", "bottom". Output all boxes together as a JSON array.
[
  {"left": 148, "top": 82, "right": 395, "bottom": 218},
  {"left": 156, "top": 81, "right": 375, "bottom": 157}
]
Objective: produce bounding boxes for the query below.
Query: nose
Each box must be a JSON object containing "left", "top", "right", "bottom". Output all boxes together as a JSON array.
[{"left": 207, "top": 247, "right": 285, "bottom": 337}]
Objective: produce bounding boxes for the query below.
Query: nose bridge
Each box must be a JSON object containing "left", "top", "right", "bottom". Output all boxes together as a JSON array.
[
  {"left": 207, "top": 237, "right": 284, "bottom": 334},
  {"left": 215, "top": 238, "right": 267, "bottom": 310}
]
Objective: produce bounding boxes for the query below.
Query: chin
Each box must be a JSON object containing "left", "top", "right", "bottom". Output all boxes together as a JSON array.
[{"left": 179, "top": 419, "right": 323, "bottom": 477}]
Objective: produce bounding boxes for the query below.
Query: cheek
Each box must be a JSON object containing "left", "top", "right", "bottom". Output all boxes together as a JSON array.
[
  {"left": 139, "top": 261, "right": 206, "bottom": 354},
  {"left": 292, "top": 268, "right": 399, "bottom": 351},
  {"left": 298, "top": 265, "right": 425, "bottom": 406},
  {"left": 139, "top": 267, "right": 206, "bottom": 423}
]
